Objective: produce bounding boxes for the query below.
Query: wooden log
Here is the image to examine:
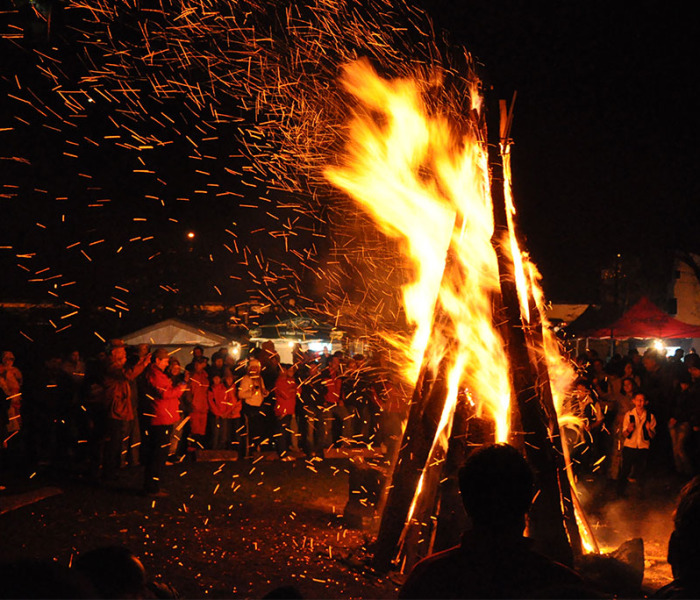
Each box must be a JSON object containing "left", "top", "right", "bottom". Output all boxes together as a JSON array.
[
  {"left": 525, "top": 291, "right": 586, "bottom": 558},
  {"left": 371, "top": 340, "right": 453, "bottom": 571},
  {"left": 488, "top": 98, "right": 574, "bottom": 567}
]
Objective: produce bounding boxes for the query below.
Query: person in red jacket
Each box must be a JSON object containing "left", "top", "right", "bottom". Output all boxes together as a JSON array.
[
  {"left": 141, "top": 348, "right": 186, "bottom": 497},
  {"left": 208, "top": 373, "right": 235, "bottom": 450},
  {"left": 222, "top": 368, "right": 245, "bottom": 458},
  {"left": 320, "top": 351, "right": 351, "bottom": 450},
  {"left": 186, "top": 357, "right": 209, "bottom": 453},
  {"left": 102, "top": 344, "right": 149, "bottom": 480},
  {"left": 274, "top": 364, "right": 298, "bottom": 460}
]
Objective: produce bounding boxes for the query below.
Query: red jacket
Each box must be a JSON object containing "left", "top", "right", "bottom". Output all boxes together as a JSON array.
[
  {"left": 208, "top": 383, "right": 241, "bottom": 419},
  {"left": 143, "top": 364, "right": 184, "bottom": 426},
  {"left": 274, "top": 374, "right": 297, "bottom": 417},
  {"left": 188, "top": 371, "right": 209, "bottom": 435},
  {"left": 322, "top": 367, "right": 343, "bottom": 405}
]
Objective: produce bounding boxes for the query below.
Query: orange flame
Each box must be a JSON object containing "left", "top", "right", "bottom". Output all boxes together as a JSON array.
[
  {"left": 325, "top": 59, "right": 511, "bottom": 442},
  {"left": 326, "top": 59, "right": 597, "bottom": 556}
]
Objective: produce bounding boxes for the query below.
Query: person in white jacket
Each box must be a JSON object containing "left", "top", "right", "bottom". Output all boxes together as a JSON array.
[
  {"left": 617, "top": 392, "right": 656, "bottom": 498},
  {"left": 238, "top": 359, "right": 268, "bottom": 455}
]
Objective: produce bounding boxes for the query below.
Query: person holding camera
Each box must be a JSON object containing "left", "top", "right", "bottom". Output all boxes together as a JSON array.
[{"left": 617, "top": 391, "right": 657, "bottom": 498}]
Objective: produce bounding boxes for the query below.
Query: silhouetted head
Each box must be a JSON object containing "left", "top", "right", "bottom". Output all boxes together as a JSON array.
[
  {"left": 458, "top": 443, "right": 534, "bottom": 535},
  {"left": 668, "top": 476, "right": 700, "bottom": 582},
  {"left": 73, "top": 546, "right": 147, "bottom": 599}
]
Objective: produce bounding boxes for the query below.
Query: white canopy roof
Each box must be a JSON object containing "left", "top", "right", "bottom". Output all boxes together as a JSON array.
[{"left": 122, "top": 318, "right": 227, "bottom": 347}]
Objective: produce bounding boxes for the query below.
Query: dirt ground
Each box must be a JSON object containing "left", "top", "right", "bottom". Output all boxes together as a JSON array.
[
  {"left": 0, "top": 454, "right": 400, "bottom": 599},
  {"left": 0, "top": 454, "right": 685, "bottom": 599}
]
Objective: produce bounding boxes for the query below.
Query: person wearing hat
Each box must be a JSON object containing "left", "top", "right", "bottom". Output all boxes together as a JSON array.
[{"left": 141, "top": 348, "right": 187, "bottom": 496}]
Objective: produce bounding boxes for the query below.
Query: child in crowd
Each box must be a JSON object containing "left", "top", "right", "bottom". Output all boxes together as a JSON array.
[{"left": 617, "top": 392, "right": 656, "bottom": 498}]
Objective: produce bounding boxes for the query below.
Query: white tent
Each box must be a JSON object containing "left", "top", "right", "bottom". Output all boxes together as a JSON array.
[{"left": 122, "top": 318, "right": 234, "bottom": 366}]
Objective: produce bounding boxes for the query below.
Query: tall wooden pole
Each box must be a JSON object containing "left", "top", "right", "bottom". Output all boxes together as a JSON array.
[{"left": 489, "top": 96, "right": 574, "bottom": 566}]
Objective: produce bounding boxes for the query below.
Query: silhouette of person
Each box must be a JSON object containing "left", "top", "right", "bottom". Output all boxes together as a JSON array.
[
  {"left": 655, "top": 476, "right": 700, "bottom": 598},
  {"left": 73, "top": 545, "right": 178, "bottom": 599},
  {"left": 399, "top": 443, "right": 585, "bottom": 599}
]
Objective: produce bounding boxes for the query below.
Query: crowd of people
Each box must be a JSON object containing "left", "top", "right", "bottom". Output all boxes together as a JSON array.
[
  {"left": 0, "top": 340, "right": 408, "bottom": 495},
  {"left": 567, "top": 347, "right": 700, "bottom": 497},
  {"left": 5, "top": 339, "right": 700, "bottom": 597}
]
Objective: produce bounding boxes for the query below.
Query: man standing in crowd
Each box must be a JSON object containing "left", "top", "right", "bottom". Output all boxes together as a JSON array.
[
  {"left": 102, "top": 342, "right": 150, "bottom": 480},
  {"left": 141, "top": 348, "right": 186, "bottom": 497},
  {"left": 321, "top": 351, "right": 351, "bottom": 450}
]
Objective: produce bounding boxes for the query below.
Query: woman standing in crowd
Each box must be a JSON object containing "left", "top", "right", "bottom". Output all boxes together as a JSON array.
[
  {"left": 608, "top": 376, "right": 639, "bottom": 480},
  {"left": 222, "top": 368, "right": 245, "bottom": 459},
  {"left": 208, "top": 372, "right": 232, "bottom": 450},
  {"left": 186, "top": 357, "right": 209, "bottom": 455},
  {"left": 239, "top": 359, "right": 268, "bottom": 456},
  {"left": 273, "top": 364, "right": 298, "bottom": 460}
]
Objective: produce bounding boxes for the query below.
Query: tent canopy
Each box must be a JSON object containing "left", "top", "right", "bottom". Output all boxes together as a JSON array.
[
  {"left": 122, "top": 318, "right": 227, "bottom": 347},
  {"left": 585, "top": 297, "right": 700, "bottom": 340}
]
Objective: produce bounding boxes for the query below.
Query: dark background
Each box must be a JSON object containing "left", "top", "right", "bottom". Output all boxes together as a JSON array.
[
  {"left": 425, "top": 0, "right": 699, "bottom": 300},
  {"left": 1, "top": 0, "right": 697, "bottom": 355}
]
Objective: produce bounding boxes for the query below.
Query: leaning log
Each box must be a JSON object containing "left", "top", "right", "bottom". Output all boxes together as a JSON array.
[
  {"left": 488, "top": 97, "right": 574, "bottom": 566},
  {"left": 371, "top": 240, "right": 459, "bottom": 572},
  {"left": 526, "top": 287, "right": 588, "bottom": 558},
  {"left": 370, "top": 335, "right": 454, "bottom": 572}
]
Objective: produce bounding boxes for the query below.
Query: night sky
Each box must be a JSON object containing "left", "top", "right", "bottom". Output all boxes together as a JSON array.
[
  {"left": 427, "top": 0, "right": 699, "bottom": 301},
  {"left": 1, "top": 0, "right": 698, "bottom": 339}
]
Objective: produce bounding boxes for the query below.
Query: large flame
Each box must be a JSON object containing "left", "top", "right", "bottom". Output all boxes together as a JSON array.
[
  {"left": 325, "top": 59, "right": 596, "bottom": 556},
  {"left": 325, "top": 59, "right": 512, "bottom": 442}
]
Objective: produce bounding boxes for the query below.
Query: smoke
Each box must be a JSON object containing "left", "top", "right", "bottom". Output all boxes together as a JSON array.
[{"left": 575, "top": 478, "right": 677, "bottom": 589}]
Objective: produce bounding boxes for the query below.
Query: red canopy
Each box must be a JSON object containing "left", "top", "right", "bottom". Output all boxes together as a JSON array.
[{"left": 586, "top": 297, "right": 700, "bottom": 340}]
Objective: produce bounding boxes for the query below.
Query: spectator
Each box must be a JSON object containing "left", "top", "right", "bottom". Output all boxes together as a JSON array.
[
  {"left": 608, "top": 377, "right": 639, "bottom": 480},
  {"left": 617, "top": 392, "right": 657, "bottom": 498},
  {"left": 641, "top": 349, "right": 674, "bottom": 466},
  {"left": 0, "top": 350, "right": 23, "bottom": 440},
  {"left": 684, "top": 355, "right": 700, "bottom": 474},
  {"left": 222, "top": 368, "right": 245, "bottom": 459},
  {"left": 166, "top": 358, "right": 189, "bottom": 463},
  {"left": 103, "top": 344, "right": 150, "bottom": 478},
  {"left": 321, "top": 351, "right": 351, "bottom": 449},
  {"left": 296, "top": 360, "right": 325, "bottom": 459},
  {"left": 572, "top": 379, "right": 605, "bottom": 476},
  {"left": 207, "top": 352, "right": 225, "bottom": 381},
  {"left": 399, "top": 443, "right": 584, "bottom": 598},
  {"left": 208, "top": 372, "right": 233, "bottom": 450},
  {"left": 141, "top": 348, "right": 187, "bottom": 497},
  {"left": 239, "top": 358, "right": 268, "bottom": 455},
  {"left": 376, "top": 373, "right": 408, "bottom": 457},
  {"left": 61, "top": 349, "right": 86, "bottom": 399},
  {"left": 655, "top": 476, "right": 700, "bottom": 598},
  {"left": 186, "top": 357, "right": 209, "bottom": 453},
  {"left": 273, "top": 364, "right": 297, "bottom": 460},
  {"left": 124, "top": 343, "right": 151, "bottom": 469},
  {"left": 185, "top": 345, "right": 205, "bottom": 373},
  {"left": 669, "top": 371, "right": 694, "bottom": 477},
  {"left": 342, "top": 354, "right": 377, "bottom": 446}
]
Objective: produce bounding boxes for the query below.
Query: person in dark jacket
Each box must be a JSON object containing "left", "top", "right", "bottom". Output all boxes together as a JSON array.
[{"left": 655, "top": 476, "right": 700, "bottom": 598}]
